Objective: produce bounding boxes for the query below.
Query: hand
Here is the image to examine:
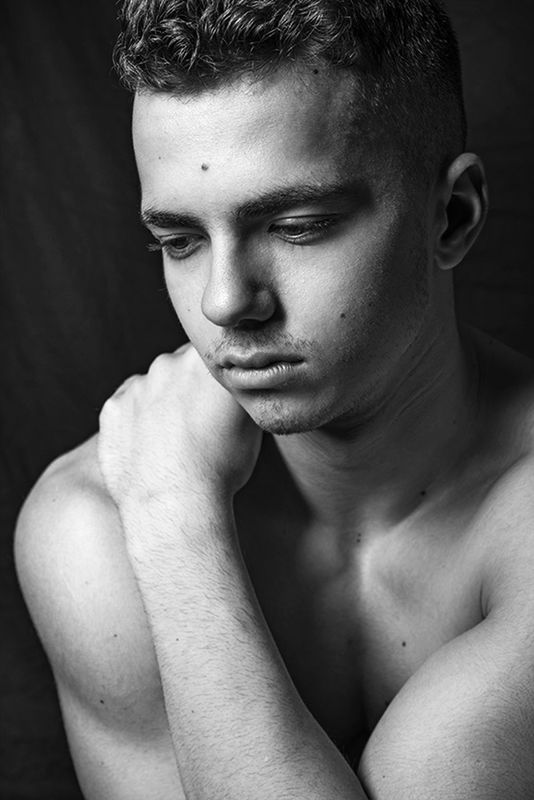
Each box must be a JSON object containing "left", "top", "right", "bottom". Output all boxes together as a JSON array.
[{"left": 98, "top": 344, "right": 262, "bottom": 507}]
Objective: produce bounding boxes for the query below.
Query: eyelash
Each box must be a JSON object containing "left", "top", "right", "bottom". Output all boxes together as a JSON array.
[
  {"left": 147, "top": 237, "right": 202, "bottom": 260},
  {"left": 147, "top": 217, "right": 340, "bottom": 261},
  {"left": 271, "top": 217, "right": 338, "bottom": 242}
]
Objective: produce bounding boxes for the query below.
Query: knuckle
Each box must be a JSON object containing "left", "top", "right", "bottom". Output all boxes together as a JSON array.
[
  {"left": 149, "top": 353, "right": 172, "bottom": 373},
  {"left": 175, "top": 342, "right": 192, "bottom": 357},
  {"left": 113, "top": 374, "right": 142, "bottom": 398},
  {"left": 98, "top": 402, "right": 114, "bottom": 432},
  {"left": 100, "top": 373, "right": 141, "bottom": 419},
  {"left": 100, "top": 395, "right": 117, "bottom": 416}
]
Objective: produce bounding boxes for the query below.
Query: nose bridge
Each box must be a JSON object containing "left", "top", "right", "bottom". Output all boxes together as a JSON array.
[{"left": 201, "top": 236, "right": 274, "bottom": 328}]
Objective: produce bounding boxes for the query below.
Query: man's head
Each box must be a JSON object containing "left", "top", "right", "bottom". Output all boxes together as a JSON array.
[
  {"left": 117, "top": 1, "right": 487, "bottom": 435},
  {"left": 115, "top": 0, "right": 467, "bottom": 183}
]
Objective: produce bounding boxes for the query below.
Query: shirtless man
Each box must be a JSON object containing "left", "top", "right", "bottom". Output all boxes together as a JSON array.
[{"left": 14, "top": 1, "right": 534, "bottom": 798}]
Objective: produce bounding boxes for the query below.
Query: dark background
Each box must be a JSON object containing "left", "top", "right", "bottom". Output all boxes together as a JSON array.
[{"left": 1, "top": 1, "right": 532, "bottom": 798}]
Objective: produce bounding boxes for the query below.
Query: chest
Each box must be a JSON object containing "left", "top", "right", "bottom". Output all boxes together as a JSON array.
[{"left": 237, "top": 513, "right": 484, "bottom": 756}]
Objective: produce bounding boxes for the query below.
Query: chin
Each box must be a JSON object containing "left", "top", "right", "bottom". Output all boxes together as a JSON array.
[
  {"left": 244, "top": 396, "right": 340, "bottom": 436},
  {"left": 254, "top": 417, "right": 316, "bottom": 436},
  {"left": 242, "top": 379, "right": 385, "bottom": 435}
]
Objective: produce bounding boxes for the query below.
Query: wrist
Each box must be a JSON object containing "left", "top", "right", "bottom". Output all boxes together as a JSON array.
[
  {"left": 117, "top": 476, "right": 234, "bottom": 511},
  {"left": 118, "top": 487, "right": 236, "bottom": 548}
]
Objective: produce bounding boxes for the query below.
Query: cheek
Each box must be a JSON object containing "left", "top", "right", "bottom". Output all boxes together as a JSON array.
[
  {"left": 164, "top": 270, "right": 205, "bottom": 338},
  {"left": 349, "top": 215, "right": 429, "bottom": 312},
  {"left": 310, "top": 227, "right": 429, "bottom": 357}
]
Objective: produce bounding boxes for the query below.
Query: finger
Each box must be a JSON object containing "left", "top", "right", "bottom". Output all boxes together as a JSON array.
[{"left": 113, "top": 374, "right": 141, "bottom": 397}]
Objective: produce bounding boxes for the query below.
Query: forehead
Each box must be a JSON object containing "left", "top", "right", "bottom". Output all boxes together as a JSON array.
[{"left": 132, "top": 67, "right": 382, "bottom": 218}]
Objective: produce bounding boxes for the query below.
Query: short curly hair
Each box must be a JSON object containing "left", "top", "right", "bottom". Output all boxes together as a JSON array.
[{"left": 114, "top": 0, "right": 467, "bottom": 179}]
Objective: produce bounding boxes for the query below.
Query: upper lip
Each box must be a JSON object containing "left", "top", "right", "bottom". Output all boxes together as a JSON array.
[{"left": 222, "top": 352, "right": 302, "bottom": 369}]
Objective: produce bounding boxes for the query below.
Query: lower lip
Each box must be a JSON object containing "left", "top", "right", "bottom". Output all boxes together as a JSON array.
[{"left": 223, "top": 361, "right": 303, "bottom": 390}]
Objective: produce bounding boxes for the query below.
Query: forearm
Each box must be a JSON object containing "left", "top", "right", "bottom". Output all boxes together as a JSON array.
[{"left": 121, "top": 494, "right": 368, "bottom": 800}]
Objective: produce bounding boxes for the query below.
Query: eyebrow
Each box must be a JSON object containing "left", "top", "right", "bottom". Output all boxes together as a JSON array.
[
  {"left": 140, "top": 209, "right": 203, "bottom": 230},
  {"left": 234, "top": 180, "right": 360, "bottom": 220},
  {"left": 140, "top": 179, "right": 361, "bottom": 231}
]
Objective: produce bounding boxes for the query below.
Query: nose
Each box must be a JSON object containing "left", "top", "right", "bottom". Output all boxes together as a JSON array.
[{"left": 201, "top": 242, "right": 276, "bottom": 328}]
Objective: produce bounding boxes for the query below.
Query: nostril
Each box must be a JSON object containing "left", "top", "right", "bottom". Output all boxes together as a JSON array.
[{"left": 201, "top": 279, "right": 276, "bottom": 328}]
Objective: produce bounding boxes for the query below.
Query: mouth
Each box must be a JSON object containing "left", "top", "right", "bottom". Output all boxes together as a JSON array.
[
  {"left": 222, "top": 351, "right": 302, "bottom": 370},
  {"left": 220, "top": 352, "right": 304, "bottom": 390}
]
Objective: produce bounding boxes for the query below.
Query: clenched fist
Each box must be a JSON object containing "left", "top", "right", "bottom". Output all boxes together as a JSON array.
[{"left": 98, "top": 343, "right": 262, "bottom": 508}]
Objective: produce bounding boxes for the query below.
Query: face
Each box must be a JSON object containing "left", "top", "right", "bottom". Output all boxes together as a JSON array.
[{"left": 133, "top": 66, "right": 436, "bottom": 434}]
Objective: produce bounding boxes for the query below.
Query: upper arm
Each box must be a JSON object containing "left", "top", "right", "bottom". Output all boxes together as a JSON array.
[
  {"left": 56, "top": 683, "right": 184, "bottom": 800},
  {"left": 359, "top": 591, "right": 534, "bottom": 798},
  {"left": 14, "top": 442, "right": 186, "bottom": 800}
]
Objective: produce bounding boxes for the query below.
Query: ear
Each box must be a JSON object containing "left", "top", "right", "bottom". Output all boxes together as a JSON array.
[{"left": 433, "top": 153, "right": 489, "bottom": 271}]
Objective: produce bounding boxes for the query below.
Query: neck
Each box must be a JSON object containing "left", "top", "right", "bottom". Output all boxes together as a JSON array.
[{"left": 273, "top": 322, "right": 480, "bottom": 534}]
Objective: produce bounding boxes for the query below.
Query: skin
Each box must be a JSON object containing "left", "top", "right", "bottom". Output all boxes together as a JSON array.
[
  {"left": 137, "top": 68, "right": 442, "bottom": 437},
  {"left": 14, "top": 64, "right": 534, "bottom": 799}
]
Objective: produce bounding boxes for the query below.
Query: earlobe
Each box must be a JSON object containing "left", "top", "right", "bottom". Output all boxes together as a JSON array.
[{"left": 434, "top": 153, "right": 489, "bottom": 271}]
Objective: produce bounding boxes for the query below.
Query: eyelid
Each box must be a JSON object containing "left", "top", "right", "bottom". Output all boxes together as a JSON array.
[
  {"left": 157, "top": 230, "right": 204, "bottom": 240},
  {"left": 271, "top": 213, "right": 340, "bottom": 224},
  {"left": 147, "top": 231, "right": 204, "bottom": 247},
  {"left": 146, "top": 232, "right": 205, "bottom": 261},
  {"left": 269, "top": 215, "right": 342, "bottom": 234}
]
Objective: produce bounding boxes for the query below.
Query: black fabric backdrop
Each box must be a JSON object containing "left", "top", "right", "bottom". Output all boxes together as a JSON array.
[{"left": 1, "top": 2, "right": 532, "bottom": 798}]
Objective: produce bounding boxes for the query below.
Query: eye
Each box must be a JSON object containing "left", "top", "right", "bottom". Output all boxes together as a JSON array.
[
  {"left": 269, "top": 216, "right": 340, "bottom": 244},
  {"left": 147, "top": 234, "right": 204, "bottom": 260}
]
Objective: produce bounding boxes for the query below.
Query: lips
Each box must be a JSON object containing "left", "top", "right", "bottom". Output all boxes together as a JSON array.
[
  {"left": 222, "top": 352, "right": 302, "bottom": 370},
  {"left": 221, "top": 357, "right": 304, "bottom": 390}
]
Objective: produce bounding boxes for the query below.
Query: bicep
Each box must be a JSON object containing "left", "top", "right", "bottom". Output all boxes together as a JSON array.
[
  {"left": 14, "top": 454, "right": 186, "bottom": 800},
  {"left": 58, "top": 682, "right": 185, "bottom": 800},
  {"left": 358, "top": 613, "right": 534, "bottom": 799}
]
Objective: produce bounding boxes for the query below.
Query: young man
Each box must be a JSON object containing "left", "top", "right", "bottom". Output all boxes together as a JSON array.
[{"left": 14, "top": 1, "right": 534, "bottom": 798}]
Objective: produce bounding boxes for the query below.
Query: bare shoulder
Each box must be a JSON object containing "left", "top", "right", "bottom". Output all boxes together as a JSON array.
[
  {"left": 474, "top": 326, "right": 534, "bottom": 417},
  {"left": 14, "top": 434, "right": 162, "bottom": 719},
  {"left": 469, "top": 329, "right": 534, "bottom": 609},
  {"left": 360, "top": 335, "right": 534, "bottom": 796}
]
